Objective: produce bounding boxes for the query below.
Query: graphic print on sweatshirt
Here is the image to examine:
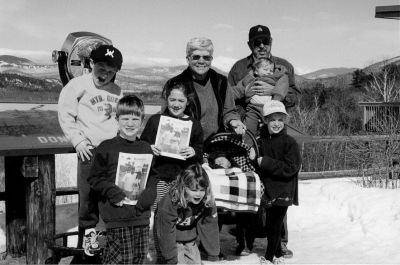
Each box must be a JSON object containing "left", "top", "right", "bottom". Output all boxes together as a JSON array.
[
  {"left": 176, "top": 212, "right": 202, "bottom": 227},
  {"left": 89, "top": 94, "right": 120, "bottom": 119}
]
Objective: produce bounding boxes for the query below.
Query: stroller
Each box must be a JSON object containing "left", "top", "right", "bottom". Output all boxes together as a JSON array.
[{"left": 202, "top": 131, "right": 263, "bottom": 227}]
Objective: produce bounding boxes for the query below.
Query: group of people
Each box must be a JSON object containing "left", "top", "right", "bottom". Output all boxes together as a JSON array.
[{"left": 57, "top": 24, "right": 302, "bottom": 265}]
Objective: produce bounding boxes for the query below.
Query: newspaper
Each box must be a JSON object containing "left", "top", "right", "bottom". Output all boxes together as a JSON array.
[
  {"left": 154, "top": 115, "right": 192, "bottom": 160},
  {"left": 115, "top": 152, "right": 153, "bottom": 205}
]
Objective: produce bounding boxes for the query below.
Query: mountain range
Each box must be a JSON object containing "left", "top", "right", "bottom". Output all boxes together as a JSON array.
[{"left": 1, "top": 54, "right": 399, "bottom": 94}]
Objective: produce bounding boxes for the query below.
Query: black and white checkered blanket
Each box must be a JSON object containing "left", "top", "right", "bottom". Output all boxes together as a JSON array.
[{"left": 203, "top": 164, "right": 261, "bottom": 212}]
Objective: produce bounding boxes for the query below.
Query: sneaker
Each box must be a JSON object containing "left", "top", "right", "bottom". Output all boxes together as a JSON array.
[
  {"left": 259, "top": 257, "right": 273, "bottom": 264},
  {"left": 82, "top": 228, "right": 102, "bottom": 256},
  {"left": 281, "top": 243, "right": 293, "bottom": 258},
  {"left": 273, "top": 256, "right": 285, "bottom": 264}
]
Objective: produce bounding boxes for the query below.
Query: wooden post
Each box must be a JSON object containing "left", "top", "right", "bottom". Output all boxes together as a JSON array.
[
  {"left": 4, "top": 156, "right": 26, "bottom": 257},
  {"left": 25, "top": 155, "right": 55, "bottom": 264}
]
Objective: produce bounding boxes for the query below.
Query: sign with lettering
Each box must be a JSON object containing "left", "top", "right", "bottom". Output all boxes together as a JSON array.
[
  {"left": 0, "top": 110, "right": 74, "bottom": 156},
  {"left": 0, "top": 109, "right": 155, "bottom": 156}
]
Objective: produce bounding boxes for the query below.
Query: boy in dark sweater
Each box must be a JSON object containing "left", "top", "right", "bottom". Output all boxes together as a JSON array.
[
  {"left": 256, "top": 100, "right": 301, "bottom": 264},
  {"left": 87, "top": 95, "right": 156, "bottom": 264}
]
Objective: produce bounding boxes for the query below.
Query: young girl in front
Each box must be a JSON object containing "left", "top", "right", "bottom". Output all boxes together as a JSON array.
[
  {"left": 155, "top": 163, "right": 220, "bottom": 264},
  {"left": 140, "top": 82, "right": 203, "bottom": 262}
]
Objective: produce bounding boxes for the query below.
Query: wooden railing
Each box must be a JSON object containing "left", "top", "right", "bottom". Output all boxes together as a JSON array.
[
  {"left": 293, "top": 134, "right": 400, "bottom": 179},
  {"left": 1, "top": 133, "right": 399, "bottom": 263},
  {"left": 359, "top": 102, "right": 400, "bottom": 132},
  {"left": 3, "top": 134, "right": 400, "bottom": 200}
]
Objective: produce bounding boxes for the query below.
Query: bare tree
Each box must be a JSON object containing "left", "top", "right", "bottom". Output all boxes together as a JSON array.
[{"left": 364, "top": 65, "right": 400, "bottom": 102}]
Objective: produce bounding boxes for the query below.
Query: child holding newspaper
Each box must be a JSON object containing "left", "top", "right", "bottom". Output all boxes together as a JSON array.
[
  {"left": 87, "top": 95, "right": 157, "bottom": 264},
  {"left": 140, "top": 82, "right": 203, "bottom": 263}
]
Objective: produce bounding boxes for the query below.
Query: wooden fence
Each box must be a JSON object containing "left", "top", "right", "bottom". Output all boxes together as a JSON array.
[{"left": 1, "top": 133, "right": 400, "bottom": 263}]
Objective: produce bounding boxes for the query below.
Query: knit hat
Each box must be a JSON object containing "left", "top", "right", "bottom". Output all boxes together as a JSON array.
[
  {"left": 249, "top": 25, "right": 271, "bottom": 42},
  {"left": 90, "top": 45, "right": 123, "bottom": 70},
  {"left": 263, "top": 100, "right": 288, "bottom": 117}
]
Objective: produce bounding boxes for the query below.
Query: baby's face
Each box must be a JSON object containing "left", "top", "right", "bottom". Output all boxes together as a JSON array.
[
  {"left": 255, "top": 62, "right": 274, "bottom": 76},
  {"left": 215, "top": 156, "right": 231, "bottom": 169}
]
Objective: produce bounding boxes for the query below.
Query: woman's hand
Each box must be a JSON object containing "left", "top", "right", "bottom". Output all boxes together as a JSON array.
[
  {"left": 180, "top": 147, "right": 195, "bottom": 159},
  {"left": 151, "top": 145, "right": 161, "bottom": 156},
  {"left": 75, "top": 140, "right": 93, "bottom": 162}
]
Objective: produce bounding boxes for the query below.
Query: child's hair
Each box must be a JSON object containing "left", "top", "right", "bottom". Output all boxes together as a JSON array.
[
  {"left": 162, "top": 82, "right": 195, "bottom": 118},
  {"left": 170, "top": 163, "right": 214, "bottom": 208},
  {"left": 116, "top": 94, "right": 145, "bottom": 119},
  {"left": 252, "top": 57, "right": 275, "bottom": 72}
]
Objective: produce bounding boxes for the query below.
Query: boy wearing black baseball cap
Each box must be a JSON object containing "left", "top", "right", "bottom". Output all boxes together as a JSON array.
[{"left": 58, "top": 44, "right": 123, "bottom": 256}]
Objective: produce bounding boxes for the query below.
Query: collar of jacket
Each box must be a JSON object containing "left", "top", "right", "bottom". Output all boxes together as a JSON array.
[{"left": 178, "top": 67, "right": 227, "bottom": 127}]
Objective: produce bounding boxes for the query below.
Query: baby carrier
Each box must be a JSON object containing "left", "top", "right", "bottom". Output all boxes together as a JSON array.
[{"left": 202, "top": 131, "right": 263, "bottom": 226}]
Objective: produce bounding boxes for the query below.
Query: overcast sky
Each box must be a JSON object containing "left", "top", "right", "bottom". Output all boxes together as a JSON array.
[{"left": 0, "top": 0, "right": 399, "bottom": 74}]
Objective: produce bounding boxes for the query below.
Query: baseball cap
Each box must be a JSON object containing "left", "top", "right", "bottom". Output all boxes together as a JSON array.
[
  {"left": 90, "top": 45, "right": 123, "bottom": 70},
  {"left": 249, "top": 25, "right": 271, "bottom": 42},
  {"left": 263, "top": 100, "right": 288, "bottom": 117}
]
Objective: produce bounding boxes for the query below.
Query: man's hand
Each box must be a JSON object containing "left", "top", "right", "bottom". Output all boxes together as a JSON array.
[
  {"left": 250, "top": 80, "right": 274, "bottom": 96},
  {"left": 75, "top": 140, "right": 93, "bottom": 162},
  {"left": 229, "top": 119, "right": 246, "bottom": 135}
]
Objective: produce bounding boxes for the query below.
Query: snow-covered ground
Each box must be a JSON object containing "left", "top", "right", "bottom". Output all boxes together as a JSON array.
[
  {"left": 1, "top": 177, "right": 399, "bottom": 264},
  {"left": 219, "top": 177, "right": 400, "bottom": 264}
]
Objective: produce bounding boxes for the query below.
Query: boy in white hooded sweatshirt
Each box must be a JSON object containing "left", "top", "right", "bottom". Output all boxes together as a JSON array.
[{"left": 58, "top": 44, "right": 123, "bottom": 255}]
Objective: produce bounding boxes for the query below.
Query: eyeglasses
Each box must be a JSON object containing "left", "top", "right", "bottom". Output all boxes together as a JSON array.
[
  {"left": 252, "top": 38, "right": 271, "bottom": 47},
  {"left": 190, "top": 55, "right": 213, "bottom": 61}
]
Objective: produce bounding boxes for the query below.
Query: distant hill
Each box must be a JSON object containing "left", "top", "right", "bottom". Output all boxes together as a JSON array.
[
  {"left": 363, "top": 56, "right": 400, "bottom": 73},
  {"left": 298, "top": 56, "right": 400, "bottom": 90},
  {"left": 0, "top": 55, "right": 34, "bottom": 65},
  {"left": 301, "top": 68, "right": 358, "bottom": 80},
  {"left": 2, "top": 54, "right": 399, "bottom": 96}
]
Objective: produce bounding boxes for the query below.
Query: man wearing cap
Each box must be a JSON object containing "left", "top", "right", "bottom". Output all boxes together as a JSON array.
[
  {"left": 228, "top": 25, "right": 300, "bottom": 111},
  {"left": 228, "top": 25, "right": 298, "bottom": 258},
  {"left": 58, "top": 44, "right": 123, "bottom": 256}
]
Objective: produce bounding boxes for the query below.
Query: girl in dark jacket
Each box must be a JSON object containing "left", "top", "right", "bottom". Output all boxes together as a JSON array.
[{"left": 256, "top": 100, "right": 301, "bottom": 264}]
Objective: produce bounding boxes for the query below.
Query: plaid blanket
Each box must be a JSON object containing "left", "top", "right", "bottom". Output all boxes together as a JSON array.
[{"left": 203, "top": 164, "right": 261, "bottom": 213}]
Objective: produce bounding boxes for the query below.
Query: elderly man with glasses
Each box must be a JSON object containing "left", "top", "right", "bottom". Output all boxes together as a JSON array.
[
  {"left": 163, "top": 37, "right": 246, "bottom": 143},
  {"left": 229, "top": 25, "right": 300, "bottom": 110},
  {"left": 228, "top": 25, "right": 299, "bottom": 259}
]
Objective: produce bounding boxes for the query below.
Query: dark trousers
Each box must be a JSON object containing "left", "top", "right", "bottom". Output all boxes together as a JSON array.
[
  {"left": 235, "top": 212, "right": 257, "bottom": 250},
  {"left": 264, "top": 205, "right": 288, "bottom": 262},
  {"left": 77, "top": 153, "right": 99, "bottom": 247},
  {"left": 77, "top": 156, "right": 99, "bottom": 228},
  {"left": 281, "top": 213, "right": 288, "bottom": 244}
]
